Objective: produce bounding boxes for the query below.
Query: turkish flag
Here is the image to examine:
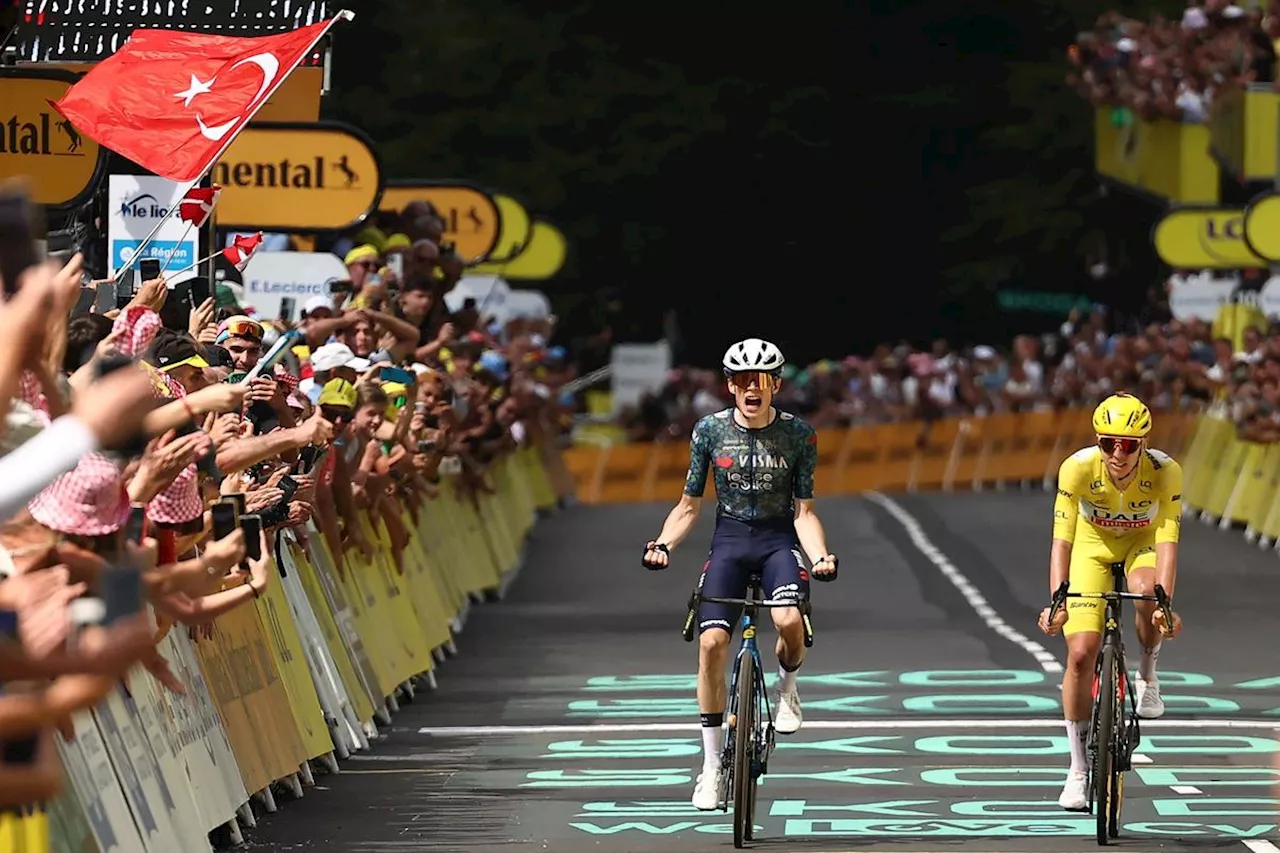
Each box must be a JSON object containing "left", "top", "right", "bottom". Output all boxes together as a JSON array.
[
  {"left": 51, "top": 16, "right": 350, "bottom": 183},
  {"left": 178, "top": 185, "right": 222, "bottom": 227},
  {"left": 222, "top": 233, "right": 263, "bottom": 272}
]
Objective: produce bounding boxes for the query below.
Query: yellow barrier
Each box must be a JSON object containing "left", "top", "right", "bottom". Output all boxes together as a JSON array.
[
  {"left": 561, "top": 408, "right": 1202, "bottom": 504},
  {"left": 7, "top": 444, "right": 559, "bottom": 852}
]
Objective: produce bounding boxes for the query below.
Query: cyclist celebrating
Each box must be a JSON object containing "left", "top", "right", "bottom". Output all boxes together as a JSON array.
[
  {"left": 641, "top": 338, "right": 837, "bottom": 811},
  {"left": 1037, "top": 393, "right": 1183, "bottom": 811}
]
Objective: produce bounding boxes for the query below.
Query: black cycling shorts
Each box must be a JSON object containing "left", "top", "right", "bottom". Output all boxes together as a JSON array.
[{"left": 696, "top": 516, "right": 809, "bottom": 635}]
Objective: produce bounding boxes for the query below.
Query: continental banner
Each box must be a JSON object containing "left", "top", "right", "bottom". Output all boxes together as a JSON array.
[
  {"left": 1151, "top": 208, "right": 1265, "bottom": 269},
  {"left": 0, "top": 68, "right": 106, "bottom": 208},
  {"left": 215, "top": 122, "right": 383, "bottom": 232},
  {"left": 380, "top": 182, "right": 501, "bottom": 264},
  {"left": 471, "top": 221, "right": 567, "bottom": 279},
  {"left": 1243, "top": 191, "right": 1280, "bottom": 262}
]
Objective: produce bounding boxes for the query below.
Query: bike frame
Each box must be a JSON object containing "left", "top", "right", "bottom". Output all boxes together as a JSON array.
[{"left": 723, "top": 577, "right": 774, "bottom": 777}]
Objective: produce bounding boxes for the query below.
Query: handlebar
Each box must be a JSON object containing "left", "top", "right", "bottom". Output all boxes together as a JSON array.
[
  {"left": 642, "top": 543, "right": 838, "bottom": 581},
  {"left": 1046, "top": 580, "right": 1176, "bottom": 635}
]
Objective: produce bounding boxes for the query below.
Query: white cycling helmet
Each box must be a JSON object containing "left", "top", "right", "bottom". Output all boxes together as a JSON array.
[{"left": 722, "top": 338, "right": 786, "bottom": 376}]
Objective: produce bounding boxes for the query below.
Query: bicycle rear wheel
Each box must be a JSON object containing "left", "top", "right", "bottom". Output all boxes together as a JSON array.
[
  {"left": 1093, "top": 644, "right": 1119, "bottom": 845},
  {"left": 732, "top": 653, "right": 757, "bottom": 849}
]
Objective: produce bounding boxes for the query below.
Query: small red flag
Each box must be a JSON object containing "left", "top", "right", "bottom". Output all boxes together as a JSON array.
[
  {"left": 222, "top": 233, "right": 263, "bottom": 272},
  {"left": 178, "top": 185, "right": 222, "bottom": 227},
  {"left": 51, "top": 16, "right": 350, "bottom": 183}
]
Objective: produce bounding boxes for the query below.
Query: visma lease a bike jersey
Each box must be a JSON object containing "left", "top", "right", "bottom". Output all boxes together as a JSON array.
[{"left": 683, "top": 408, "right": 817, "bottom": 523}]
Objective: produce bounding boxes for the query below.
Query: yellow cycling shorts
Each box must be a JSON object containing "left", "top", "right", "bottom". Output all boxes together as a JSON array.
[{"left": 1063, "top": 525, "right": 1157, "bottom": 637}]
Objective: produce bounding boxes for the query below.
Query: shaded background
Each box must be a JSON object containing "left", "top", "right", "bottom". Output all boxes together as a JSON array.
[{"left": 4, "top": 0, "right": 1176, "bottom": 366}]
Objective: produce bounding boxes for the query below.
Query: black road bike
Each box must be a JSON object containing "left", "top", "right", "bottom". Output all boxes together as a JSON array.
[{"left": 1047, "top": 565, "right": 1175, "bottom": 845}]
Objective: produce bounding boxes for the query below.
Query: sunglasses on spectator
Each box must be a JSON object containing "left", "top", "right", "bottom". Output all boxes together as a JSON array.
[
  {"left": 223, "top": 319, "right": 263, "bottom": 341},
  {"left": 1097, "top": 436, "right": 1141, "bottom": 455},
  {"left": 728, "top": 371, "right": 779, "bottom": 390}
]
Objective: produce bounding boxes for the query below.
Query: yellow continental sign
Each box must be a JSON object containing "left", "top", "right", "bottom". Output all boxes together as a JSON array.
[
  {"left": 486, "top": 195, "right": 533, "bottom": 263},
  {"left": 380, "top": 183, "right": 501, "bottom": 264},
  {"left": 472, "top": 221, "right": 567, "bottom": 280},
  {"left": 0, "top": 69, "right": 105, "bottom": 208},
  {"left": 1151, "top": 208, "right": 1265, "bottom": 269},
  {"left": 1094, "top": 106, "right": 1218, "bottom": 204},
  {"left": 215, "top": 121, "right": 382, "bottom": 232},
  {"left": 1243, "top": 192, "right": 1280, "bottom": 262}
]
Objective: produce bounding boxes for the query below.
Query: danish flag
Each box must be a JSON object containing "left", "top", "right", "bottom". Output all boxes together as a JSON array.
[
  {"left": 221, "top": 232, "right": 263, "bottom": 271},
  {"left": 178, "top": 185, "right": 222, "bottom": 227}
]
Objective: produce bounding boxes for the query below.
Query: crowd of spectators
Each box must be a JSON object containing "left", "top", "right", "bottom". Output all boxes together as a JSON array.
[
  {"left": 1066, "top": 0, "right": 1280, "bottom": 122},
  {"left": 0, "top": 194, "right": 572, "bottom": 802},
  {"left": 619, "top": 289, "right": 1276, "bottom": 444}
]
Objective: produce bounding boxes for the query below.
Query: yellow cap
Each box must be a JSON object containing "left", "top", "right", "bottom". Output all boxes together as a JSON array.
[
  {"left": 318, "top": 378, "right": 357, "bottom": 409},
  {"left": 344, "top": 244, "right": 380, "bottom": 266},
  {"left": 384, "top": 233, "right": 411, "bottom": 251}
]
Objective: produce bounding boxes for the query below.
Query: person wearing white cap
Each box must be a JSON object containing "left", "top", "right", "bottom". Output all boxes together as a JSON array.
[{"left": 310, "top": 343, "right": 371, "bottom": 388}]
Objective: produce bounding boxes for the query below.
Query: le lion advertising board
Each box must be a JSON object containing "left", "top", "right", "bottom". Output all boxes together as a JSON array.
[{"left": 0, "top": 69, "right": 106, "bottom": 208}]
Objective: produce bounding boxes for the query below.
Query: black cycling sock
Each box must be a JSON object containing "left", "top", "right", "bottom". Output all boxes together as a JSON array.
[
  {"left": 700, "top": 712, "right": 724, "bottom": 728},
  {"left": 778, "top": 658, "right": 802, "bottom": 673}
]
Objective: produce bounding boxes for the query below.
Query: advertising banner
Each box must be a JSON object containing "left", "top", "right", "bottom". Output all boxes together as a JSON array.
[
  {"left": 1151, "top": 208, "right": 1266, "bottom": 269},
  {"left": 0, "top": 69, "right": 106, "bottom": 208},
  {"left": 380, "top": 182, "right": 501, "bottom": 264},
  {"left": 107, "top": 175, "right": 200, "bottom": 283},
  {"left": 239, "top": 250, "right": 347, "bottom": 319},
  {"left": 215, "top": 122, "right": 382, "bottom": 232}
]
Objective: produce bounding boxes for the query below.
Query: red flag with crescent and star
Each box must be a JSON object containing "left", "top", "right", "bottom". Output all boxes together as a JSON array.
[{"left": 50, "top": 15, "right": 351, "bottom": 183}]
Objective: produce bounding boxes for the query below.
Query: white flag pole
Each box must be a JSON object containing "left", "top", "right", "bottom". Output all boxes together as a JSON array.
[{"left": 159, "top": 221, "right": 195, "bottom": 276}]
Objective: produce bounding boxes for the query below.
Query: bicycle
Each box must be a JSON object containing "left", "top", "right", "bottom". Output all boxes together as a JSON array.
[
  {"left": 1046, "top": 564, "right": 1175, "bottom": 846},
  {"left": 678, "top": 571, "right": 813, "bottom": 848}
]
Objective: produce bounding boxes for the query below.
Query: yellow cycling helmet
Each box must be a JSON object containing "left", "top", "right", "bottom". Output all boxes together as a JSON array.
[{"left": 1092, "top": 393, "right": 1152, "bottom": 438}]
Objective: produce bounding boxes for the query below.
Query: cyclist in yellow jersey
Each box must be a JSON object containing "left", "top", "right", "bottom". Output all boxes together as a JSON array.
[{"left": 1037, "top": 393, "right": 1184, "bottom": 811}]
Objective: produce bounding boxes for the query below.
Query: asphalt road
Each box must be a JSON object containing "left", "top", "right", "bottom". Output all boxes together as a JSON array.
[{"left": 246, "top": 490, "right": 1280, "bottom": 853}]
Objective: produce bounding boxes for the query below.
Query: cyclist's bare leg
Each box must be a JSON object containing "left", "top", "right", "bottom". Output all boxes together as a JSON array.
[
  {"left": 1126, "top": 567, "right": 1162, "bottom": 676},
  {"left": 771, "top": 605, "right": 805, "bottom": 672},
  {"left": 1063, "top": 631, "right": 1102, "bottom": 772},
  {"left": 697, "top": 628, "right": 732, "bottom": 769}
]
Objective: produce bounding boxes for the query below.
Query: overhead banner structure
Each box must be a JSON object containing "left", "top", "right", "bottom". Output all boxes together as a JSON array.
[
  {"left": 0, "top": 68, "right": 107, "bottom": 208},
  {"left": 1151, "top": 208, "right": 1266, "bottom": 269},
  {"left": 472, "top": 221, "right": 567, "bottom": 280},
  {"left": 215, "top": 122, "right": 383, "bottom": 232},
  {"left": 1094, "top": 106, "right": 1219, "bottom": 204},
  {"left": 380, "top": 182, "right": 501, "bottom": 264},
  {"left": 1208, "top": 83, "right": 1280, "bottom": 184},
  {"left": 1243, "top": 192, "right": 1280, "bottom": 262}
]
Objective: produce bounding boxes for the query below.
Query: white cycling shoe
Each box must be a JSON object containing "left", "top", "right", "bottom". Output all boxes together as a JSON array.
[
  {"left": 1058, "top": 770, "right": 1089, "bottom": 811},
  {"left": 692, "top": 765, "right": 725, "bottom": 811},
  {"left": 774, "top": 686, "right": 803, "bottom": 735},
  {"left": 1136, "top": 676, "right": 1165, "bottom": 719}
]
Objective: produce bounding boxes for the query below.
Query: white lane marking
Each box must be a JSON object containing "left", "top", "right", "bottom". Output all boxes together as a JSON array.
[
  {"left": 1171, "top": 785, "right": 1202, "bottom": 794},
  {"left": 418, "top": 718, "right": 1280, "bottom": 735},
  {"left": 1243, "top": 842, "right": 1280, "bottom": 853},
  {"left": 1132, "top": 753, "right": 1153, "bottom": 764},
  {"left": 865, "top": 492, "right": 1062, "bottom": 674}
]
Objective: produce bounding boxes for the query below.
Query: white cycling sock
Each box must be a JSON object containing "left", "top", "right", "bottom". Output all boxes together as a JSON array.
[
  {"left": 778, "top": 663, "right": 798, "bottom": 694},
  {"left": 700, "top": 714, "right": 723, "bottom": 770},
  {"left": 1139, "top": 642, "right": 1161, "bottom": 682},
  {"left": 1065, "top": 719, "right": 1087, "bottom": 774}
]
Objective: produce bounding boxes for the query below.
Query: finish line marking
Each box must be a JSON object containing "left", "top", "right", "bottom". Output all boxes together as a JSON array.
[
  {"left": 418, "top": 718, "right": 1280, "bottom": 736},
  {"left": 1243, "top": 842, "right": 1280, "bottom": 853},
  {"left": 865, "top": 492, "right": 1063, "bottom": 675}
]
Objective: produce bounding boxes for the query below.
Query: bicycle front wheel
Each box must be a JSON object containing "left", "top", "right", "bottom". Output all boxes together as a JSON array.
[
  {"left": 732, "top": 653, "right": 757, "bottom": 849},
  {"left": 1093, "top": 644, "right": 1119, "bottom": 845}
]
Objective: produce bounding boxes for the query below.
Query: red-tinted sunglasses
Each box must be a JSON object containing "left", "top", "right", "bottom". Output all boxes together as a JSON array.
[{"left": 1098, "top": 436, "right": 1141, "bottom": 455}]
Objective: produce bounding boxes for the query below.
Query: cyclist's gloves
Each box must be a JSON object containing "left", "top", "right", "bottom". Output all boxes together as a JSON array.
[
  {"left": 813, "top": 554, "right": 838, "bottom": 582},
  {"left": 642, "top": 542, "right": 670, "bottom": 570}
]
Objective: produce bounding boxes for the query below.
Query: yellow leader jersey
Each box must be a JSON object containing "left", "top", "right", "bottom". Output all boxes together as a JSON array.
[{"left": 1053, "top": 446, "right": 1183, "bottom": 545}]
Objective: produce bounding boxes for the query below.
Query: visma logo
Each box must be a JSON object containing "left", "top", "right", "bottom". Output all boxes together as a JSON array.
[{"left": 119, "top": 194, "right": 170, "bottom": 218}]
